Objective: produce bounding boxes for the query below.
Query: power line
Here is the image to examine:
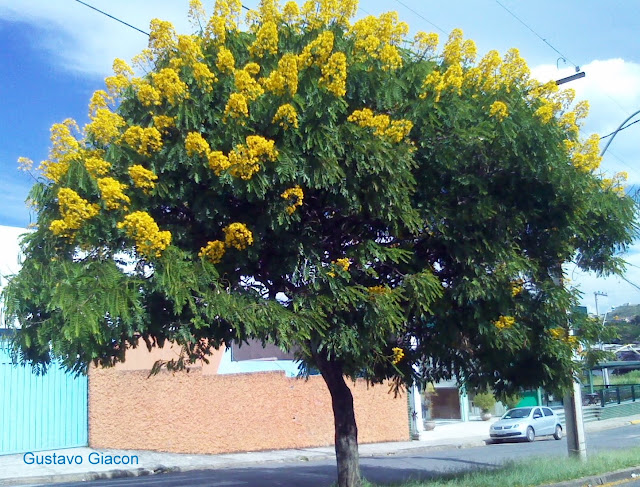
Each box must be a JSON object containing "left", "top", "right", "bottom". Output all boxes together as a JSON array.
[
  {"left": 495, "top": 0, "right": 579, "bottom": 70},
  {"left": 394, "top": 0, "right": 447, "bottom": 34},
  {"left": 74, "top": 0, "right": 252, "bottom": 36},
  {"left": 74, "top": 0, "right": 149, "bottom": 36},
  {"left": 600, "top": 119, "right": 640, "bottom": 140}
]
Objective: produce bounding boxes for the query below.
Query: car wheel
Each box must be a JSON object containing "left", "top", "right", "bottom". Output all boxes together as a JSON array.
[
  {"left": 553, "top": 425, "right": 563, "bottom": 440},
  {"left": 526, "top": 426, "right": 535, "bottom": 442}
]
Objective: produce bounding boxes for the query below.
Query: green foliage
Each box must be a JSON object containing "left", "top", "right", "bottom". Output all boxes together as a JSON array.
[
  {"left": 1, "top": 2, "right": 637, "bottom": 403},
  {"left": 472, "top": 391, "right": 496, "bottom": 412}
]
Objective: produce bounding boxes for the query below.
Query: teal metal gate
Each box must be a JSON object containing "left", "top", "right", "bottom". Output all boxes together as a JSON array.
[{"left": 0, "top": 343, "right": 88, "bottom": 455}]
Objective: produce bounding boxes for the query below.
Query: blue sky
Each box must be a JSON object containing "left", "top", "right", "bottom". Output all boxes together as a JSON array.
[{"left": 1, "top": 0, "right": 639, "bottom": 312}]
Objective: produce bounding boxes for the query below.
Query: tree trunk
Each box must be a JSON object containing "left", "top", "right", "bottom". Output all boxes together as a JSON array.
[{"left": 316, "top": 356, "right": 361, "bottom": 487}]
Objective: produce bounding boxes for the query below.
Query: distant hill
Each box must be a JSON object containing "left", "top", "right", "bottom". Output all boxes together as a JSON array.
[
  {"left": 606, "top": 304, "right": 640, "bottom": 321},
  {"left": 603, "top": 304, "right": 640, "bottom": 344}
]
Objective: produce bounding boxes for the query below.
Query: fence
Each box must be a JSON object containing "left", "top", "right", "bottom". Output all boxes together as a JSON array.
[
  {"left": 583, "top": 384, "right": 640, "bottom": 408},
  {"left": 0, "top": 343, "right": 88, "bottom": 455}
]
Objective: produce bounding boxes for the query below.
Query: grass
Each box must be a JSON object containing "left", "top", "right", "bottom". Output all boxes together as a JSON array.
[
  {"left": 588, "top": 369, "right": 640, "bottom": 386},
  {"left": 361, "top": 447, "right": 640, "bottom": 487}
]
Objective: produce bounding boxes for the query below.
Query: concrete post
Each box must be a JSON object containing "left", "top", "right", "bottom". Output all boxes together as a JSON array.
[
  {"left": 408, "top": 383, "right": 425, "bottom": 440},
  {"left": 459, "top": 387, "right": 470, "bottom": 422},
  {"left": 563, "top": 380, "right": 587, "bottom": 461}
]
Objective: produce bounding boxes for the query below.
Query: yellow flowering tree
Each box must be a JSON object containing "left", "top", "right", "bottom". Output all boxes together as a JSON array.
[{"left": 3, "top": 1, "right": 637, "bottom": 486}]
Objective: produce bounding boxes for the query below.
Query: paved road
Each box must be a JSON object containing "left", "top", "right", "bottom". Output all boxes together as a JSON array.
[{"left": 38, "top": 424, "right": 640, "bottom": 487}]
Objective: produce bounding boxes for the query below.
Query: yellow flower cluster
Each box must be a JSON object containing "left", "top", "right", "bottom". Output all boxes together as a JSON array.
[
  {"left": 199, "top": 240, "right": 226, "bottom": 263},
  {"left": 489, "top": 101, "right": 509, "bottom": 122},
  {"left": 97, "top": 177, "right": 130, "bottom": 210},
  {"left": 272, "top": 103, "right": 299, "bottom": 129},
  {"left": 207, "top": 151, "right": 231, "bottom": 175},
  {"left": 104, "top": 58, "right": 133, "bottom": 98},
  {"left": 49, "top": 188, "right": 99, "bottom": 238},
  {"left": 205, "top": 15, "right": 227, "bottom": 44},
  {"left": 261, "top": 53, "right": 299, "bottom": 96},
  {"left": 212, "top": 0, "right": 242, "bottom": 31},
  {"left": 282, "top": 1, "right": 300, "bottom": 24},
  {"left": 153, "top": 115, "right": 175, "bottom": 133},
  {"left": 384, "top": 120, "right": 414, "bottom": 143},
  {"left": 548, "top": 327, "right": 566, "bottom": 340},
  {"left": 118, "top": 211, "right": 172, "bottom": 258},
  {"left": 494, "top": 315, "right": 515, "bottom": 330},
  {"left": 128, "top": 164, "right": 158, "bottom": 192},
  {"left": 391, "top": 347, "right": 405, "bottom": 364},
  {"left": 510, "top": 279, "right": 524, "bottom": 297},
  {"left": 223, "top": 222, "right": 254, "bottom": 250},
  {"left": 296, "top": 0, "right": 358, "bottom": 29},
  {"left": 367, "top": 285, "right": 389, "bottom": 295},
  {"left": 228, "top": 135, "right": 279, "bottom": 179},
  {"left": 349, "top": 13, "right": 407, "bottom": 69},
  {"left": 234, "top": 68, "right": 264, "bottom": 100},
  {"left": 559, "top": 100, "right": 589, "bottom": 139},
  {"left": 298, "top": 31, "right": 334, "bottom": 68},
  {"left": 565, "top": 134, "right": 602, "bottom": 172},
  {"left": 442, "top": 29, "right": 476, "bottom": 65},
  {"left": 133, "top": 79, "right": 162, "bottom": 107},
  {"left": 350, "top": 12, "right": 408, "bottom": 48},
  {"left": 89, "top": 90, "right": 113, "bottom": 116},
  {"left": 248, "top": 0, "right": 281, "bottom": 25},
  {"left": 334, "top": 257, "right": 350, "bottom": 271},
  {"left": 319, "top": 52, "right": 347, "bottom": 96},
  {"left": 84, "top": 154, "right": 111, "bottom": 178},
  {"left": 149, "top": 19, "right": 177, "bottom": 56},
  {"left": 151, "top": 68, "right": 189, "bottom": 105},
  {"left": 601, "top": 171, "right": 628, "bottom": 196},
  {"left": 216, "top": 46, "right": 236, "bottom": 73},
  {"left": 192, "top": 62, "right": 217, "bottom": 91},
  {"left": 249, "top": 21, "right": 279, "bottom": 58},
  {"left": 499, "top": 49, "right": 530, "bottom": 92},
  {"left": 185, "top": 132, "right": 211, "bottom": 157},
  {"left": 347, "top": 108, "right": 413, "bottom": 142},
  {"left": 183, "top": 134, "right": 233, "bottom": 176},
  {"left": 420, "top": 65, "right": 463, "bottom": 103},
  {"left": 176, "top": 34, "right": 203, "bottom": 65},
  {"left": 420, "top": 31, "right": 533, "bottom": 104},
  {"left": 38, "top": 119, "right": 81, "bottom": 182},
  {"left": 414, "top": 31, "right": 439, "bottom": 55},
  {"left": 121, "top": 126, "right": 163, "bottom": 156},
  {"left": 379, "top": 43, "right": 403, "bottom": 71},
  {"left": 87, "top": 109, "right": 126, "bottom": 146},
  {"left": 187, "top": 0, "right": 206, "bottom": 28},
  {"left": 224, "top": 93, "right": 249, "bottom": 120},
  {"left": 281, "top": 185, "right": 304, "bottom": 214}
]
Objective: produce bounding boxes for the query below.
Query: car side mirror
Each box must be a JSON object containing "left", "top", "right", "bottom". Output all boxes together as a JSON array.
[{"left": 533, "top": 414, "right": 542, "bottom": 419}]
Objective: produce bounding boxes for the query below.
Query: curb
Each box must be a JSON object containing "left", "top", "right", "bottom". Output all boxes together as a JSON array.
[
  {"left": 542, "top": 466, "right": 640, "bottom": 487},
  {"left": 0, "top": 467, "right": 181, "bottom": 487},
  {"left": 0, "top": 439, "right": 491, "bottom": 487}
]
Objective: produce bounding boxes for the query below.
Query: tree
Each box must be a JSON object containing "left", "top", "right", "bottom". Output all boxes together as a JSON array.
[{"left": 3, "top": 1, "right": 637, "bottom": 486}]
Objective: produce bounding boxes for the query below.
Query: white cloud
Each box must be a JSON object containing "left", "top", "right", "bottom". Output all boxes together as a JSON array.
[
  {"left": 532, "top": 59, "right": 640, "bottom": 311},
  {"left": 0, "top": 0, "right": 197, "bottom": 76},
  {"left": 532, "top": 59, "right": 640, "bottom": 184}
]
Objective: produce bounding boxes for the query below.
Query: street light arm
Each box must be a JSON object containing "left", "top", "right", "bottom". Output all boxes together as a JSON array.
[{"left": 600, "top": 108, "right": 640, "bottom": 157}]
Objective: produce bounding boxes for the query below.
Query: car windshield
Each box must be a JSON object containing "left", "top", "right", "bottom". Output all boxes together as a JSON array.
[{"left": 502, "top": 408, "right": 532, "bottom": 419}]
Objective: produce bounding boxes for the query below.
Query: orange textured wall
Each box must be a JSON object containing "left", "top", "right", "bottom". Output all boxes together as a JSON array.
[{"left": 89, "top": 368, "right": 408, "bottom": 454}]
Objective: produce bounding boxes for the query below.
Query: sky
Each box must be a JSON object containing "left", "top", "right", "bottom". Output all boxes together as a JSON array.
[{"left": 0, "top": 0, "right": 639, "bottom": 314}]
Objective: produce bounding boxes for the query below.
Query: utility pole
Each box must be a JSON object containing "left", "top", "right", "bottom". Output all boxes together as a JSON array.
[
  {"left": 551, "top": 268, "right": 588, "bottom": 460},
  {"left": 594, "top": 291, "right": 607, "bottom": 318}
]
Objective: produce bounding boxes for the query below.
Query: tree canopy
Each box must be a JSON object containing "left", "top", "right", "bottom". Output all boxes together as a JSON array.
[{"left": 4, "top": 1, "right": 637, "bottom": 485}]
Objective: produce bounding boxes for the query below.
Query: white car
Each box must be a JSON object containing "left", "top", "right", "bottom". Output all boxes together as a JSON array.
[{"left": 490, "top": 406, "right": 563, "bottom": 442}]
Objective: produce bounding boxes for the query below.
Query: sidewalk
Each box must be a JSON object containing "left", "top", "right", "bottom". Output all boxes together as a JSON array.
[{"left": 2, "top": 415, "right": 639, "bottom": 487}]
